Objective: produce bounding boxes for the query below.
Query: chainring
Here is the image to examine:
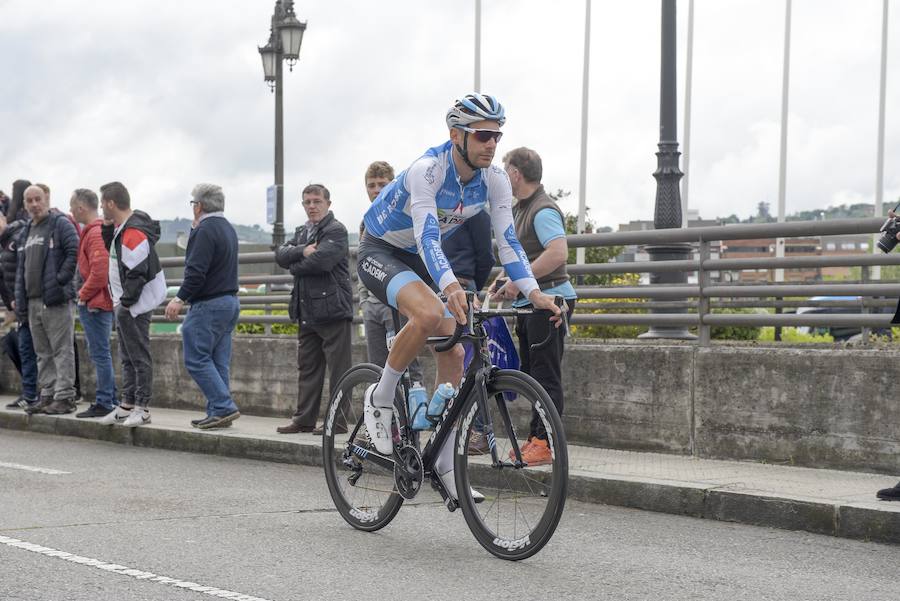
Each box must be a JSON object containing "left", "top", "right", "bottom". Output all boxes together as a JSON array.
[{"left": 393, "top": 443, "right": 424, "bottom": 500}]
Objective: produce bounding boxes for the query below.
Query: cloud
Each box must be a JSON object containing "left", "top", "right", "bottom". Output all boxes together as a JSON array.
[{"left": 0, "top": 0, "right": 897, "bottom": 235}]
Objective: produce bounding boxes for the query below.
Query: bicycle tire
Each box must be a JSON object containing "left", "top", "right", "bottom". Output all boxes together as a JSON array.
[
  {"left": 322, "top": 363, "right": 406, "bottom": 532},
  {"left": 454, "top": 369, "right": 568, "bottom": 560}
]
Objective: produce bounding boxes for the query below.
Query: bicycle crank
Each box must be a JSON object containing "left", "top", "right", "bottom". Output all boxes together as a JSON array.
[{"left": 393, "top": 444, "right": 424, "bottom": 500}]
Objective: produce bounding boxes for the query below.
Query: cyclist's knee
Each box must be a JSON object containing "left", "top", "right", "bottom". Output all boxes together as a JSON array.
[{"left": 404, "top": 298, "right": 444, "bottom": 334}]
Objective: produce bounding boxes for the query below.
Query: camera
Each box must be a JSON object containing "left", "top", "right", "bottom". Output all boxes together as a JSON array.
[{"left": 876, "top": 217, "right": 900, "bottom": 253}]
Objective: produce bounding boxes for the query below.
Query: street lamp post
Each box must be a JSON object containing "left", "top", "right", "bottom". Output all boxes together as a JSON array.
[
  {"left": 639, "top": 0, "right": 696, "bottom": 340},
  {"left": 258, "top": 0, "right": 307, "bottom": 247}
]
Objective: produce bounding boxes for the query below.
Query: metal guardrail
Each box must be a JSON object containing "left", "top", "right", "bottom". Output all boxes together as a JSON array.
[{"left": 147, "top": 217, "right": 900, "bottom": 343}]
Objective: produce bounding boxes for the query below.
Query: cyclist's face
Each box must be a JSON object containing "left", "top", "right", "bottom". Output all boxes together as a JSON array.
[
  {"left": 365, "top": 176, "right": 391, "bottom": 202},
  {"left": 452, "top": 119, "right": 500, "bottom": 168}
]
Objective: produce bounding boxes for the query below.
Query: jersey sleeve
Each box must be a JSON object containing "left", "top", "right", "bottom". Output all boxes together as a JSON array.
[
  {"left": 406, "top": 157, "right": 458, "bottom": 292},
  {"left": 485, "top": 165, "right": 539, "bottom": 297}
]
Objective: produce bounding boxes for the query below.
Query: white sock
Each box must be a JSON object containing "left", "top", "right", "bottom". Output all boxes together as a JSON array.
[{"left": 372, "top": 364, "right": 403, "bottom": 408}]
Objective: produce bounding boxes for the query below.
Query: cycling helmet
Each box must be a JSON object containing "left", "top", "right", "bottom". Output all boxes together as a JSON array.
[{"left": 446, "top": 93, "right": 506, "bottom": 129}]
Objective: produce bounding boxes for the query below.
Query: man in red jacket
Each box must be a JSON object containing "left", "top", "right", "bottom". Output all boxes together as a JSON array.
[{"left": 69, "top": 188, "right": 117, "bottom": 418}]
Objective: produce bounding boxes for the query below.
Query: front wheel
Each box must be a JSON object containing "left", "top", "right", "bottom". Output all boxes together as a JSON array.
[
  {"left": 322, "top": 363, "right": 406, "bottom": 532},
  {"left": 454, "top": 369, "right": 568, "bottom": 560}
]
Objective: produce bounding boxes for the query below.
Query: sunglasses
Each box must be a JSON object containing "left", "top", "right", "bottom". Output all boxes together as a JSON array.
[{"left": 459, "top": 126, "right": 503, "bottom": 143}]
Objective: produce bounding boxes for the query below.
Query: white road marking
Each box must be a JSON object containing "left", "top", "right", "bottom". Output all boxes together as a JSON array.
[
  {"left": 0, "top": 535, "right": 273, "bottom": 601},
  {"left": 0, "top": 461, "right": 71, "bottom": 475}
]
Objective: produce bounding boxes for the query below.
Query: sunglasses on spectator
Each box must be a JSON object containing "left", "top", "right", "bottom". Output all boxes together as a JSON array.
[{"left": 458, "top": 126, "right": 503, "bottom": 143}]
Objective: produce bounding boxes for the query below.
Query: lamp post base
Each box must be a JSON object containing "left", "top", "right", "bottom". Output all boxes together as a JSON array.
[{"left": 637, "top": 243, "right": 697, "bottom": 340}]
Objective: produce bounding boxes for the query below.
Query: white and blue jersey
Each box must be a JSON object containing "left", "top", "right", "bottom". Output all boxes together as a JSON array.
[{"left": 363, "top": 141, "right": 538, "bottom": 298}]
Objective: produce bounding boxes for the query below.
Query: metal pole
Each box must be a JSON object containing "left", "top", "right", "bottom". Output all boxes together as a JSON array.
[
  {"left": 474, "top": 0, "right": 482, "bottom": 92},
  {"left": 873, "top": 0, "right": 889, "bottom": 281},
  {"left": 577, "top": 0, "right": 591, "bottom": 265},
  {"left": 640, "top": 0, "right": 695, "bottom": 340},
  {"left": 273, "top": 56, "right": 285, "bottom": 247},
  {"left": 775, "top": 0, "right": 791, "bottom": 283},
  {"left": 681, "top": 0, "right": 695, "bottom": 229}
]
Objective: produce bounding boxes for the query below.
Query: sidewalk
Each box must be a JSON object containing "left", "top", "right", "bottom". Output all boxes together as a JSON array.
[{"left": 2, "top": 395, "right": 899, "bottom": 545}]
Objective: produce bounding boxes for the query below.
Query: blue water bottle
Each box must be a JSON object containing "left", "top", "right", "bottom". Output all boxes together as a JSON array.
[
  {"left": 408, "top": 382, "right": 430, "bottom": 430},
  {"left": 426, "top": 382, "right": 455, "bottom": 425}
]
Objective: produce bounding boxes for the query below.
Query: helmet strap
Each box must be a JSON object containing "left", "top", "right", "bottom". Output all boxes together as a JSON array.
[{"left": 454, "top": 131, "right": 480, "bottom": 171}]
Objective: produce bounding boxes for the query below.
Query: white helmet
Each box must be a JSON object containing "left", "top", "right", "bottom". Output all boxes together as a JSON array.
[{"left": 446, "top": 93, "right": 506, "bottom": 129}]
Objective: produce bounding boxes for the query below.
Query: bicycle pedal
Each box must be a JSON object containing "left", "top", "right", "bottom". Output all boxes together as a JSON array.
[{"left": 445, "top": 498, "right": 458, "bottom": 512}]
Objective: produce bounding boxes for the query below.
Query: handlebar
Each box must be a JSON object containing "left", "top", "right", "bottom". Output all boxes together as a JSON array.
[{"left": 433, "top": 292, "right": 568, "bottom": 353}]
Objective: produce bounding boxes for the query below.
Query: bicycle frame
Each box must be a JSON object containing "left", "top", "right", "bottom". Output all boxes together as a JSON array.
[{"left": 342, "top": 298, "right": 563, "bottom": 490}]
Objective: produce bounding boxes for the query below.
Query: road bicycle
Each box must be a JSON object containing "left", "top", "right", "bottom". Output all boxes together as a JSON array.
[{"left": 322, "top": 293, "right": 568, "bottom": 560}]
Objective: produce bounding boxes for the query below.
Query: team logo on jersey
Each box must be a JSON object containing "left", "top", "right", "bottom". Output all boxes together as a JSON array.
[
  {"left": 424, "top": 161, "right": 438, "bottom": 185},
  {"left": 436, "top": 209, "right": 465, "bottom": 226}
]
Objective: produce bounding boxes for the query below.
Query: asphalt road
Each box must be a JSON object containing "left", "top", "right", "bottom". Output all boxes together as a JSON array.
[{"left": 0, "top": 430, "right": 896, "bottom": 601}]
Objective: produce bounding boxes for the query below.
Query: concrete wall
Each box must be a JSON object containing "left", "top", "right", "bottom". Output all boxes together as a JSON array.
[{"left": 2, "top": 335, "right": 899, "bottom": 474}]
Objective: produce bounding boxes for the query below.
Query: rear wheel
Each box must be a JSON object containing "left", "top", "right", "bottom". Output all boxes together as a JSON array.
[
  {"left": 454, "top": 369, "right": 568, "bottom": 560},
  {"left": 322, "top": 363, "right": 407, "bottom": 532}
]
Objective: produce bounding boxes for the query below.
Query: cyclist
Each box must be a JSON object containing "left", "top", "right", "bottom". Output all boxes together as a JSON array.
[{"left": 357, "top": 93, "right": 563, "bottom": 499}]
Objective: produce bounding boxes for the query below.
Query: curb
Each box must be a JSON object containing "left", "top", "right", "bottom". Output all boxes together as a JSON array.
[{"left": 3, "top": 411, "right": 899, "bottom": 546}]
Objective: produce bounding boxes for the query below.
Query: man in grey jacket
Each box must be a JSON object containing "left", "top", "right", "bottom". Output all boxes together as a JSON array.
[{"left": 15, "top": 184, "right": 80, "bottom": 415}]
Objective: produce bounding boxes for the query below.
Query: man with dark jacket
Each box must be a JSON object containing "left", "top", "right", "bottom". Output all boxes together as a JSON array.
[
  {"left": 164, "top": 183, "right": 241, "bottom": 430},
  {"left": 97, "top": 182, "right": 167, "bottom": 428},
  {"left": 0, "top": 180, "right": 38, "bottom": 408},
  {"left": 274, "top": 184, "right": 352, "bottom": 434},
  {"left": 15, "top": 184, "right": 80, "bottom": 414},
  {"left": 441, "top": 209, "right": 494, "bottom": 294},
  {"left": 69, "top": 188, "right": 117, "bottom": 418}
]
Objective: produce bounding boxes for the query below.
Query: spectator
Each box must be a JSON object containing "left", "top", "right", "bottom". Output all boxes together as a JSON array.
[
  {"left": 491, "top": 147, "right": 577, "bottom": 466},
  {"left": 0, "top": 190, "right": 8, "bottom": 217},
  {"left": 164, "top": 183, "right": 241, "bottom": 430},
  {"left": 69, "top": 188, "right": 118, "bottom": 418},
  {"left": 15, "top": 184, "right": 80, "bottom": 415},
  {"left": 98, "top": 182, "right": 167, "bottom": 428},
  {"left": 274, "top": 184, "right": 353, "bottom": 435},
  {"left": 1, "top": 179, "right": 38, "bottom": 409},
  {"left": 35, "top": 182, "right": 84, "bottom": 402},
  {"left": 359, "top": 161, "right": 423, "bottom": 384}
]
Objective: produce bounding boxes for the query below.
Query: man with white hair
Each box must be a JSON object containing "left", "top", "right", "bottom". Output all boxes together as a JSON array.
[{"left": 165, "top": 183, "right": 241, "bottom": 429}]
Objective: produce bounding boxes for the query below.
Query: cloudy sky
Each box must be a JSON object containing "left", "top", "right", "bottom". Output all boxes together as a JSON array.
[{"left": 0, "top": 0, "right": 897, "bottom": 234}]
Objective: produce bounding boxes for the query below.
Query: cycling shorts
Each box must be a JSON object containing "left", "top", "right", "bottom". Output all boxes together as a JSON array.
[{"left": 357, "top": 232, "right": 439, "bottom": 310}]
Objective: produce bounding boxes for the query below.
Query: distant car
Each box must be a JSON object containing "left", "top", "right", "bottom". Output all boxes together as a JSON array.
[{"left": 796, "top": 296, "right": 892, "bottom": 341}]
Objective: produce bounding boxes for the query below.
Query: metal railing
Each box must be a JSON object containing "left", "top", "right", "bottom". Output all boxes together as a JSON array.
[{"left": 145, "top": 216, "right": 900, "bottom": 344}]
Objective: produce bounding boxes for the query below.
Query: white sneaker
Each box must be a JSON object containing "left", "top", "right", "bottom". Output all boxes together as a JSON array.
[
  {"left": 434, "top": 427, "right": 484, "bottom": 503},
  {"left": 122, "top": 407, "right": 151, "bottom": 428},
  {"left": 363, "top": 384, "right": 393, "bottom": 455},
  {"left": 98, "top": 406, "right": 131, "bottom": 426}
]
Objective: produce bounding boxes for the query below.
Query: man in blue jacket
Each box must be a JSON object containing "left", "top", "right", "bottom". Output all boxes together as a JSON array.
[
  {"left": 15, "top": 184, "right": 80, "bottom": 415},
  {"left": 165, "top": 184, "right": 241, "bottom": 429}
]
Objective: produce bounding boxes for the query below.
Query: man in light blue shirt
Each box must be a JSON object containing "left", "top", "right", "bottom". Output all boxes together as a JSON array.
[{"left": 491, "top": 147, "right": 576, "bottom": 466}]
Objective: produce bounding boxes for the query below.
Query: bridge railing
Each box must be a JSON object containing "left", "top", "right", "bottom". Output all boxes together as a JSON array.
[{"left": 142, "top": 216, "right": 900, "bottom": 344}]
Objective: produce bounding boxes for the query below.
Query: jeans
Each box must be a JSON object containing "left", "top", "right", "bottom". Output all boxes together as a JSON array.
[
  {"left": 17, "top": 322, "right": 37, "bottom": 401},
  {"left": 78, "top": 305, "right": 117, "bottom": 409},
  {"left": 181, "top": 295, "right": 240, "bottom": 417}
]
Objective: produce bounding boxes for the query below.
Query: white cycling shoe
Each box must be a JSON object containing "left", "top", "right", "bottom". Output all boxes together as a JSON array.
[
  {"left": 435, "top": 427, "right": 484, "bottom": 504},
  {"left": 363, "top": 384, "right": 394, "bottom": 455}
]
